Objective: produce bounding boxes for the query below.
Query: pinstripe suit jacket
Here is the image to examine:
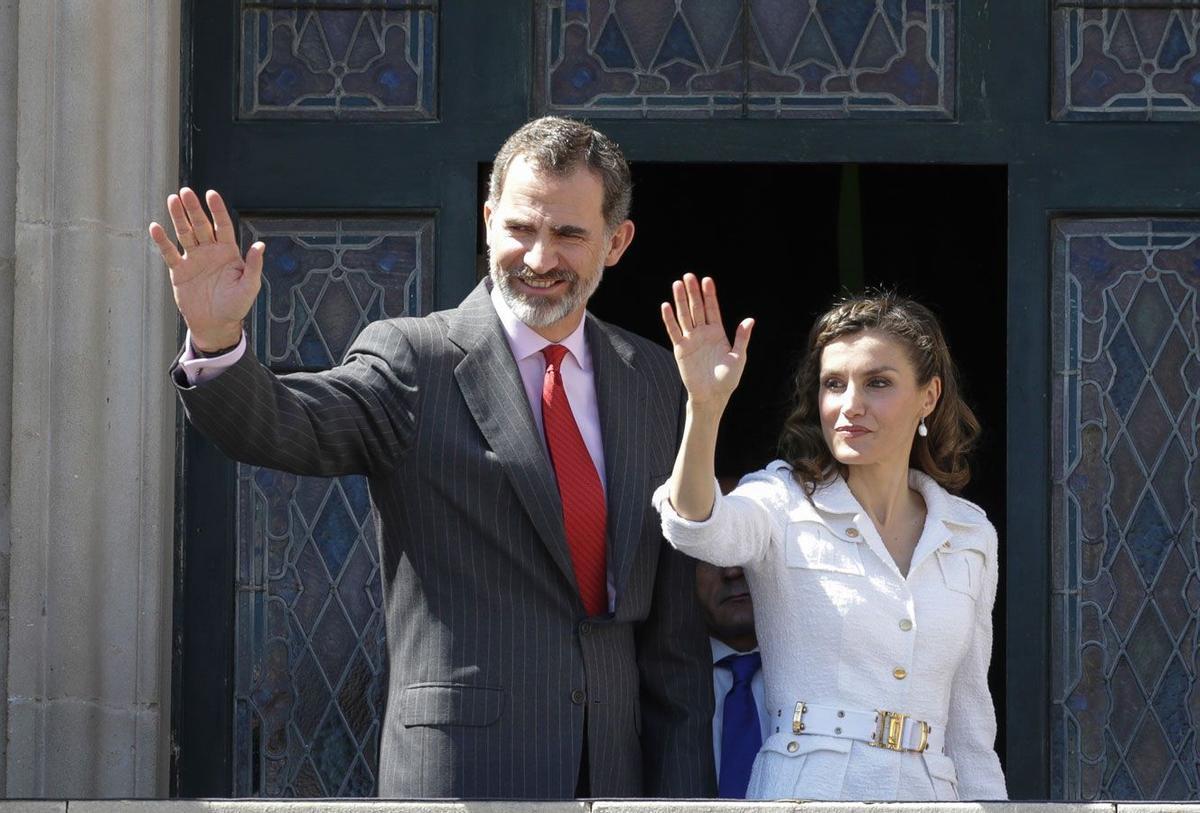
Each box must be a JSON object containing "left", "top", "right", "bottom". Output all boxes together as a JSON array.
[{"left": 175, "top": 280, "right": 716, "bottom": 799}]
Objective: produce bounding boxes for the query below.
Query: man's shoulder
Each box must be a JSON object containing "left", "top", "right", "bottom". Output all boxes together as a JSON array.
[{"left": 589, "top": 315, "right": 675, "bottom": 369}]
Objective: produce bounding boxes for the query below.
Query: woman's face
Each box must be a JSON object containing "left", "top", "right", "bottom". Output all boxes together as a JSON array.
[{"left": 818, "top": 328, "right": 941, "bottom": 472}]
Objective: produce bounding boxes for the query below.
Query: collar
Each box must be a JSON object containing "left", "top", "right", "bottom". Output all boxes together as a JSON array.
[
  {"left": 490, "top": 280, "right": 591, "bottom": 371},
  {"left": 710, "top": 637, "right": 759, "bottom": 666},
  {"left": 808, "top": 470, "right": 984, "bottom": 530}
]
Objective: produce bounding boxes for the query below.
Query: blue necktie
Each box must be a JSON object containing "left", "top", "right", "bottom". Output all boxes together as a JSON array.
[{"left": 718, "top": 651, "right": 762, "bottom": 798}]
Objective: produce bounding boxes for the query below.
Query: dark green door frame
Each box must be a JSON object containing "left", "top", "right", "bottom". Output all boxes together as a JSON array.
[{"left": 174, "top": 0, "right": 1200, "bottom": 798}]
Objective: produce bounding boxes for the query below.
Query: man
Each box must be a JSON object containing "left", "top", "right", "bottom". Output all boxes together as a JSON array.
[
  {"left": 694, "top": 480, "right": 768, "bottom": 798},
  {"left": 151, "top": 117, "right": 714, "bottom": 799}
]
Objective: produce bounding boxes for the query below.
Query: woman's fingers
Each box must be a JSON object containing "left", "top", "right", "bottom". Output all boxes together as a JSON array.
[
  {"left": 684, "top": 273, "right": 706, "bottom": 329},
  {"left": 148, "top": 222, "right": 182, "bottom": 267},
  {"left": 660, "top": 303, "right": 684, "bottom": 346},
  {"left": 700, "top": 276, "right": 724, "bottom": 330},
  {"left": 179, "top": 187, "right": 215, "bottom": 244},
  {"left": 732, "top": 317, "right": 755, "bottom": 357},
  {"left": 671, "top": 279, "right": 693, "bottom": 332}
]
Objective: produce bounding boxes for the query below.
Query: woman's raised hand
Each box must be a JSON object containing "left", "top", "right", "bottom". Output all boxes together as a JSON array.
[
  {"left": 149, "top": 188, "right": 264, "bottom": 352},
  {"left": 661, "top": 274, "right": 754, "bottom": 410}
]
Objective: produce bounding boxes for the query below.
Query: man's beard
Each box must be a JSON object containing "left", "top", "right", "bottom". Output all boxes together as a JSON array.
[{"left": 489, "top": 254, "right": 604, "bottom": 329}]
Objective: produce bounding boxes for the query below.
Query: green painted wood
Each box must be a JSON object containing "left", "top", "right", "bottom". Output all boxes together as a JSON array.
[{"left": 175, "top": 0, "right": 1200, "bottom": 800}]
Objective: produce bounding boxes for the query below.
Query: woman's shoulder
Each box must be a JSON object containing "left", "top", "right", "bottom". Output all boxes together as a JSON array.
[
  {"left": 730, "top": 460, "right": 804, "bottom": 506},
  {"left": 911, "top": 470, "right": 999, "bottom": 549}
]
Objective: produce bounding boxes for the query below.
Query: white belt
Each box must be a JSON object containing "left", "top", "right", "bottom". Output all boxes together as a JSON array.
[{"left": 775, "top": 702, "right": 945, "bottom": 754}]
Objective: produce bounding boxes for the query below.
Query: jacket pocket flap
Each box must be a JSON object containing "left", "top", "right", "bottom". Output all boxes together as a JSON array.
[
  {"left": 400, "top": 683, "right": 504, "bottom": 727},
  {"left": 923, "top": 751, "right": 959, "bottom": 784},
  {"left": 759, "top": 732, "right": 853, "bottom": 758},
  {"left": 785, "top": 522, "right": 865, "bottom": 575}
]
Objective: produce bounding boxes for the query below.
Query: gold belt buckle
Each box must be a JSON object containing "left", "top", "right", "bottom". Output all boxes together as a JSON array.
[
  {"left": 791, "top": 701, "right": 807, "bottom": 734},
  {"left": 871, "top": 710, "right": 930, "bottom": 752}
]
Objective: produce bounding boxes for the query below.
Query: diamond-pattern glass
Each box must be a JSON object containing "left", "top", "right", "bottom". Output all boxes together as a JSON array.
[
  {"left": 533, "top": 0, "right": 955, "bottom": 118},
  {"left": 232, "top": 215, "right": 432, "bottom": 796},
  {"left": 241, "top": 216, "right": 434, "bottom": 368},
  {"left": 240, "top": 2, "right": 437, "bottom": 120},
  {"left": 1051, "top": 218, "right": 1200, "bottom": 800},
  {"left": 1052, "top": 4, "right": 1200, "bottom": 120}
]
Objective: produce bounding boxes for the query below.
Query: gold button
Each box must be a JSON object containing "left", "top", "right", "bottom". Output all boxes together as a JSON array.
[
  {"left": 941, "top": 541, "right": 951, "bottom": 549},
  {"left": 786, "top": 741, "right": 799, "bottom": 753},
  {"left": 893, "top": 667, "right": 908, "bottom": 680},
  {"left": 845, "top": 527, "right": 860, "bottom": 538},
  {"left": 899, "top": 619, "right": 913, "bottom": 631}
]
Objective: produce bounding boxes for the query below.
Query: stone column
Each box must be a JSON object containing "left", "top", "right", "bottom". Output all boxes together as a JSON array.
[
  {"left": 7, "top": 0, "right": 180, "bottom": 797},
  {"left": 0, "top": 0, "right": 19, "bottom": 793}
]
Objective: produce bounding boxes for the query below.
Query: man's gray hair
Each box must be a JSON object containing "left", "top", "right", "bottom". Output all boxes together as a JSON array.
[{"left": 488, "top": 116, "right": 632, "bottom": 230}]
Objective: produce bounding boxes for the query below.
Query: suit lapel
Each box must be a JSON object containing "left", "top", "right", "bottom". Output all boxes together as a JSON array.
[
  {"left": 448, "top": 282, "right": 578, "bottom": 594},
  {"left": 587, "top": 316, "right": 652, "bottom": 612}
]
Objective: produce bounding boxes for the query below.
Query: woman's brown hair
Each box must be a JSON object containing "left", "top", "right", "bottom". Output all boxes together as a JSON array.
[{"left": 778, "top": 292, "right": 980, "bottom": 494}]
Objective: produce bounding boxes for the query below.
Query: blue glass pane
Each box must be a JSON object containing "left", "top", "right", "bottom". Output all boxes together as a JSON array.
[
  {"left": 240, "top": 5, "right": 437, "bottom": 120},
  {"left": 1051, "top": 217, "right": 1200, "bottom": 800},
  {"left": 1053, "top": 5, "right": 1200, "bottom": 120},
  {"left": 241, "top": 216, "right": 434, "bottom": 370},
  {"left": 533, "top": 0, "right": 954, "bottom": 119},
  {"left": 233, "top": 214, "right": 432, "bottom": 797}
]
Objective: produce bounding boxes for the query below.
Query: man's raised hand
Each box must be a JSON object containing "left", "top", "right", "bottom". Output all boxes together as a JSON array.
[
  {"left": 149, "top": 188, "right": 263, "bottom": 352},
  {"left": 660, "top": 274, "right": 754, "bottom": 410}
]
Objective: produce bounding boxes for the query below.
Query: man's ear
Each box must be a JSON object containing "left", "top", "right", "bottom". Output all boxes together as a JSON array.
[
  {"left": 604, "top": 219, "right": 635, "bottom": 266},
  {"left": 482, "top": 200, "right": 495, "bottom": 238}
]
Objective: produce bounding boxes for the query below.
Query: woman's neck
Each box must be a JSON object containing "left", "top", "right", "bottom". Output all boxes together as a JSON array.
[{"left": 844, "top": 463, "right": 915, "bottom": 528}]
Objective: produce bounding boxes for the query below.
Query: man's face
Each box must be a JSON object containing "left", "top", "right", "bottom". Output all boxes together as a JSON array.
[
  {"left": 484, "top": 155, "right": 633, "bottom": 340},
  {"left": 695, "top": 562, "right": 756, "bottom": 650}
]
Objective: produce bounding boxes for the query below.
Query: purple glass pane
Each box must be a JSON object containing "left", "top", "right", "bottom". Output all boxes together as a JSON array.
[
  {"left": 1053, "top": 6, "right": 1200, "bottom": 120},
  {"left": 1052, "top": 217, "right": 1200, "bottom": 800},
  {"left": 1128, "top": 715, "right": 1174, "bottom": 796},
  {"left": 240, "top": 5, "right": 436, "bottom": 120},
  {"left": 232, "top": 217, "right": 429, "bottom": 797},
  {"left": 534, "top": 0, "right": 954, "bottom": 118},
  {"left": 240, "top": 216, "right": 434, "bottom": 370}
]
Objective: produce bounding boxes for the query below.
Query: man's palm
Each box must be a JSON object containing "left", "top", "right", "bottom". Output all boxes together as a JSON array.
[{"left": 149, "top": 187, "right": 264, "bottom": 350}]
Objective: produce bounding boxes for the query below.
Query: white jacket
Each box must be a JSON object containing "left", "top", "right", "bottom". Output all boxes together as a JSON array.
[{"left": 654, "top": 460, "right": 1007, "bottom": 801}]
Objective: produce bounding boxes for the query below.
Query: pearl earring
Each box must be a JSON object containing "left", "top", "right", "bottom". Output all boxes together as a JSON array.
[{"left": 917, "top": 417, "right": 928, "bottom": 438}]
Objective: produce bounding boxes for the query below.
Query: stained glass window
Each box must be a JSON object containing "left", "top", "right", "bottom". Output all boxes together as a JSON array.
[
  {"left": 1051, "top": 218, "right": 1200, "bottom": 800},
  {"left": 1053, "top": 4, "right": 1200, "bottom": 120},
  {"left": 240, "top": 1, "right": 437, "bottom": 120},
  {"left": 533, "top": 0, "right": 954, "bottom": 118},
  {"left": 232, "top": 215, "right": 434, "bottom": 796}
]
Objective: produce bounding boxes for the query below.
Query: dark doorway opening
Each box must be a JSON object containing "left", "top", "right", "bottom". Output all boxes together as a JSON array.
[{"left": 479, "top": 160, "right": 1009, "bottom": 762}]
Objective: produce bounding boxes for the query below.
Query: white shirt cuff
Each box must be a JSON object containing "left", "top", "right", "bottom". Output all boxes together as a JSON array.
[{"left": 178, "top": 330, "right": 247, "bottom": 385}]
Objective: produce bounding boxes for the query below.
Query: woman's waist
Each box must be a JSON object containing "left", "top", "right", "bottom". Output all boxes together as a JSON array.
[{"left": 761, "top": 694, "right": 949, "bottom": 753}]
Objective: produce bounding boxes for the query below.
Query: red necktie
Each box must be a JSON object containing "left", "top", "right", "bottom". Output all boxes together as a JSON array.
[{"left": 541, "top": 344, "right": 608, "bottom": 617}]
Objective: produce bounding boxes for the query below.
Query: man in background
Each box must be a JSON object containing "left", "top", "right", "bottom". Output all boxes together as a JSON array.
[{"left": 697, "top": 478, "right": 768, "bottom": 798}]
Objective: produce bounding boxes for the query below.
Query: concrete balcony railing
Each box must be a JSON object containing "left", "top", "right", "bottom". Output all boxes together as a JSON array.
[{"left": 0, "top": 800, "right": 1196, "bottom": 813}]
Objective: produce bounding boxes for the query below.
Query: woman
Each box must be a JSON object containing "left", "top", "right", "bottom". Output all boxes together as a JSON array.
[{"left": 654, "top": 274, "right": 1007, "bottom": 801}]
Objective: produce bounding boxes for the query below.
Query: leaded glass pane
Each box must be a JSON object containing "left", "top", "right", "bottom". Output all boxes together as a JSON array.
[
  {"left": 533, "top": 0, "right": 955, "bottom": 118},
  {"left": 1051, "top": 218, "right": 1200, "bottom": 801},
  {"left": 241, "top": 216, "right": 434, "bottom": 369},
  {"left": 233, "top": 215, "right": 433, "bottom": 796},
  {"left": 1052, "top": 4, "right": 1200, "bottom": 120},
  {"left": 240, "top": 2, "right": 437, "bottom": 120}
]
